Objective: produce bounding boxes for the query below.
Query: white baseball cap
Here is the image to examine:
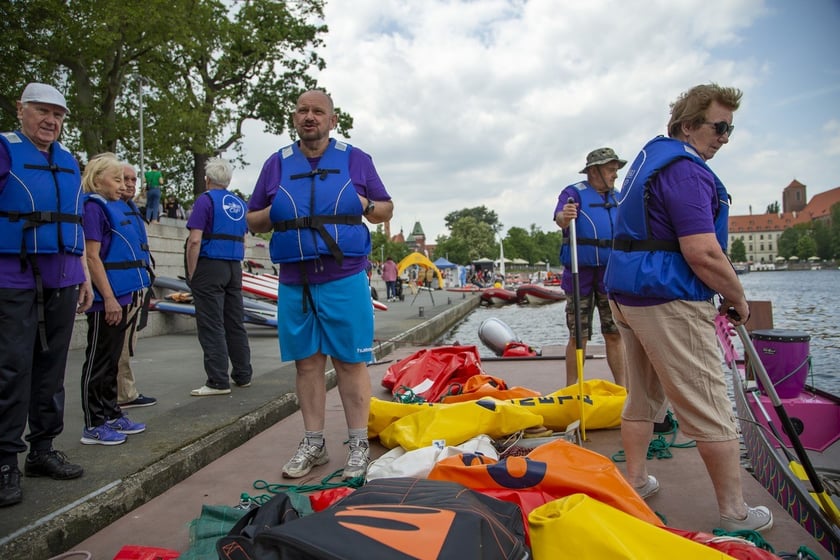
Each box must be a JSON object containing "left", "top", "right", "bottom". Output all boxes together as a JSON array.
[{"left": 20, "top": 82, "right": 70, "bottom": 114}]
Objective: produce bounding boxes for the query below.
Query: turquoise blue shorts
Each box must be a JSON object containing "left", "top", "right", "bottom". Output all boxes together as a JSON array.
[{"left": 277, "top": 271, "right": 374, "bottom": 363}]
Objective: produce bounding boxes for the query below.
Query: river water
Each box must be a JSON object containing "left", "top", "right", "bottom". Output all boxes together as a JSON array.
[{"left": 439, "top": 269, "right": 840, "bottom": 394}]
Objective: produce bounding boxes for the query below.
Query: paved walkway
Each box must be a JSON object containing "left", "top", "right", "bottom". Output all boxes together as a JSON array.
[{"left": 0, "top": 290, "right": 479, "bottom": 559}]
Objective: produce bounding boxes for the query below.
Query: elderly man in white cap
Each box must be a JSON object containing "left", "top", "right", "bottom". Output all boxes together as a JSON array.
[
  {"left": 553, "top": 147, "right": 627, "bottom": 388},
  {"left": 0, "top": 83, "right": 93, "bottom": 507}
]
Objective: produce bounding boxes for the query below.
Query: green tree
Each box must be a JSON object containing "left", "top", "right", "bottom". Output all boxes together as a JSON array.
[
  {"left": 777, "top": 224, "right": 806, "bottom": 259},
  {"left": 140, "top": 0, "right": 346, "bottom": 196},
  {"left": 504, "top": 226, "right": 534, "bottom": 262},
  {"left": 530, "top": 226, "right": 562, "bottom": 266},
  {"left": 443, "top": 206, "right": 502, "bottom": 234},
  {"left": 0, "top": 0, "right": 336, "bottom": 198},
  {"left": 831, "top": 203, "right": 840, "bottom": 259},
  {"left": 0, "top": 0, "right": 188, "bottom": 155},
  {"left": 765, "top": 201, "right": 780, "bottom": 214},
  {"left": 370, "top": 225, "right": 410, "bottom": 265},
  {"left": 812, "top": 221, "right": 832, "bottom": 260},
  {"left": 796, "top": 233, "right": 817, "bottom": 260},
  {"left": 434, "top": 216, "right": 496, "bottom": 264},
  {"left": 729, "top": 238, "right": 747, "bottom": 262}
]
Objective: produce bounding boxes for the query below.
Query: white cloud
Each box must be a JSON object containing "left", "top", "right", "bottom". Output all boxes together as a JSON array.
[{"left": 237, "top": 0, "right": 840, "bottom": 242}]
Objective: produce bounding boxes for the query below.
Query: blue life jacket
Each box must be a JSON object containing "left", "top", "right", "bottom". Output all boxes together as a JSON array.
[
  {"left": 559, "top": 182, "right": 618, "bottom": 268},
  {"left": 198, "top": 189, "right": 247, "bottom": 261},
  {"left": 605, "top": 136, "right": 730, "bottom": 301},
  {"left": 85, "top": 194, "right": 152, "bottom": 302},
  {"left": 123, "top": 199, "right": 153, "bottom": 266},
  {"left": 269, "top": 139, "right": 369, "bottom": 264},
  {"left": 0, "top": 131, "right": 84, "bottom": 259}
]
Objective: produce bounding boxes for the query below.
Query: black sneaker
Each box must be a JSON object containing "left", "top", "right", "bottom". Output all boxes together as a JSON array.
[
  {"left": 118, "top": 394, "right": 157, "bottom": 408},
  {"left": 24, "top": 449, "right": 84, "bottom": 480},
  {"left": 0, "top": 465, "right": 22, "bottom": 507}
]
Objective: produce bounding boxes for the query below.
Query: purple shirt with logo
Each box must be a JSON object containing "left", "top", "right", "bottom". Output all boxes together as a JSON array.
[
  {"left": 0, "top": 142, "right": 86, "bottom": 289},
  {"left": 611, "top": 158, "right": 718, "bottom": 306},
  {"left": 248, "top": 142, "right": 391, "bottom": 285}
]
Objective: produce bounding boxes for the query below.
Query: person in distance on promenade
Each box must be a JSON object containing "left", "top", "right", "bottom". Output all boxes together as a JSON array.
[
  {"left": 604, "top": 83, "right": 773, "bottom": 532},
  {"left": 554, "top": 147, "right": 627, "bottom": 388},
  {"left": 185, "top": 157, "right": 252, "bottom": 396},
  {"left": 247, "top": 89, "right": 393, "bottom": 481},
  {"left": 381, "top": 256, "right": 398, "bottom": 302},
  {"left": 143, "top": 163, "right": 164, "bottom": 223},
  {"left": 81, "top": 154, "right": 151, "bottom": 445},
  {"left": 0, "top": 83, "right": 92, "bottom": 507}
]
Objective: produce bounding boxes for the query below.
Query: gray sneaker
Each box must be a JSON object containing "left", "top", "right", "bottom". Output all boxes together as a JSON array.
[
  {"left": 720, "top": 505, "right": 773, "bottom": 533},
  {"left": 282, "top": 440, "right": 328, "bottom": 479},
  {"left": 342, "top": 441, "right": 370, "bottom": 480}
]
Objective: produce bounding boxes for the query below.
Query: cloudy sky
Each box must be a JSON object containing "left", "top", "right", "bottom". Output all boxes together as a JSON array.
[{"left": 236, "top": 0, "right": 840, "bottom": 243}]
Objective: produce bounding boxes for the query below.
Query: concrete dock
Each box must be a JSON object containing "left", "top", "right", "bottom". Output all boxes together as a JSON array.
[
  {"left": 0, "top": 288, "right": 478, "bottom": 559},
  {"left": 67, "top": 342, "right": 833, "bottom": 559}
]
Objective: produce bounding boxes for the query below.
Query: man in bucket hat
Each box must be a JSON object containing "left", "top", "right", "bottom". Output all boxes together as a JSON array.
[
  {"left": 0, "top": 83, "right": 92, "bottom": 507},
  {"left": 553, "top": 147, "right": 627, "bottom": 388}
]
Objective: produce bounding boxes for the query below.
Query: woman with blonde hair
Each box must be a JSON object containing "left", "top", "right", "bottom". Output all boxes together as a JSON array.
[{"left": 80, "top": 155, "right": 152, "bottom": 445}]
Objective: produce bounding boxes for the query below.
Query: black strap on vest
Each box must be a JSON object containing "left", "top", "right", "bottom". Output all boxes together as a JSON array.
[
  {"left": 103, "top": 259, "right": 147, "bottom": 271},
  {"left": 136, "top": 266, "right": 155, "bottom": 333},
  {"left": 274, "top": 168, "right": 362, "bottom": 265},
  {"left": 298, "top": 263, "right": 318, "bottom": 315},
  {"left": 25, "top": 256, "right": 50, "bottom": 351},
  {"left": 204, "top": 232, "right": 245, "bottom": 242},
  {"left": 611, "top": 238, "right": 681, "bottom": 252},
  {"left": 561, "top": 238, "right": 612, "bottom": 248}
]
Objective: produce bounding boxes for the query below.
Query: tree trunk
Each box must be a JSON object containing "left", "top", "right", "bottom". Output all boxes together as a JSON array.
[{"left": 192, "top": 152, "right": 209, "bottom": 197}]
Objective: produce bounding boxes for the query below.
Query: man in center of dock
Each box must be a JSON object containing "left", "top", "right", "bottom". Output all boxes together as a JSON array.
[{"left": 247, "top": 89, "right": 393, "bottom": 481}]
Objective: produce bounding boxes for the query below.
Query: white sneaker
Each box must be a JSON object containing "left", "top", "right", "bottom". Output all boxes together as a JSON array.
[
  {"left": 342, "top": 441, "right": 370, "bottom": 480},
  {"left": 720, "top": 505, "right": 773, "bottom": 533},
  {"left": 633, "top": 475, "right": 660, "bottom": 499},
  {"left": 190, "top": 385, "right": 231, "bottom": 396},
  {"left": 282, "top": 440, "right": 329, "bottom": 478}
]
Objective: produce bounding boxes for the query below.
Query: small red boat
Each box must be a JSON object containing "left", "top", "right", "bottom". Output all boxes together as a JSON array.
[
  {"left": 479, "top": 288, "right": 518, "bottom": 306},
  {"left": 516, "top": 284, "right": 565, "bottom": 305}
]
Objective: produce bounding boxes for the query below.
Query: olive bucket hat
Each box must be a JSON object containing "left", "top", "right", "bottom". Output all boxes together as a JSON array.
[{"left": 579, "top": 147, "right": 626, "bottom": 174}]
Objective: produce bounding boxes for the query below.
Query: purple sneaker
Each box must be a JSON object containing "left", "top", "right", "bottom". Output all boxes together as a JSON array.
[
  {"left": 81, "top": 424, "right": 126, "bottom": 446},
  {"left": 107, "top": 415, "right": 146, "bottom": 435}
]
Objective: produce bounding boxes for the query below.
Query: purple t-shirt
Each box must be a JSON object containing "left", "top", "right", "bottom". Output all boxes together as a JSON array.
[
  {"left": 612, "top": 158, "right": 718, "bottom": 306},
  {"left": 248, "top": 142, "right": 391, "bottom": 285},
  {"left": 553, "top": 185, "right": 606, "bottom": 295},
  {"left": 186, "top": 191, "right": 214, "bottom": 233},
  {"left": 83, "top": 200, "right": 132, "bottom": 312},
  {"left": 0, "top": 141, "right": 86, "bottom": 289}
]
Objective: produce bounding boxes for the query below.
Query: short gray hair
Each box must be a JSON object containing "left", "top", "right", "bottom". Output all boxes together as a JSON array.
[{"left": 205, "top": 157, "right": 233, "bottom": 187}]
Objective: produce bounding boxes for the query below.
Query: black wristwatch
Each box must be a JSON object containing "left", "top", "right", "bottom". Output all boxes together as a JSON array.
[{"left": 364, "top": 200, "right": 375, "bottom": 215}]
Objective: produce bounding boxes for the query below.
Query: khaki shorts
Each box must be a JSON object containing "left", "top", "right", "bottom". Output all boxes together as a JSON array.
[
  {"left": 565, "top": 289, "right": 619, "bottom": 340},
  {"left": 609, "top": 299, "right": 738, "bottom": 442}
]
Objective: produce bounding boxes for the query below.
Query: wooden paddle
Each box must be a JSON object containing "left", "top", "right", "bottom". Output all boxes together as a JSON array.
[{"left": 734, "top": 323, "right": 840, "bottom": 527}]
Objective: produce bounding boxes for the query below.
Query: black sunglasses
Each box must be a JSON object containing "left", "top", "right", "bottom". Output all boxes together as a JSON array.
[{"left": 704, "top": 121, "right": 735, "bottom": 136}]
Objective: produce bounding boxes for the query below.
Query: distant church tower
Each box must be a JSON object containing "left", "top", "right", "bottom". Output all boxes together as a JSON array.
[
  {"left": 406, "top": 221, "right": 427, "bottom": 255},
  {"left": 782, "top": 180, "right": 807, "bottom": 213}
]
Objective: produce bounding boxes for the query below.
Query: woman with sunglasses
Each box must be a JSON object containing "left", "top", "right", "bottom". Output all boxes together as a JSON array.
[{"left": 604, "top": 83, "right": 774, "bottom": 533}]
